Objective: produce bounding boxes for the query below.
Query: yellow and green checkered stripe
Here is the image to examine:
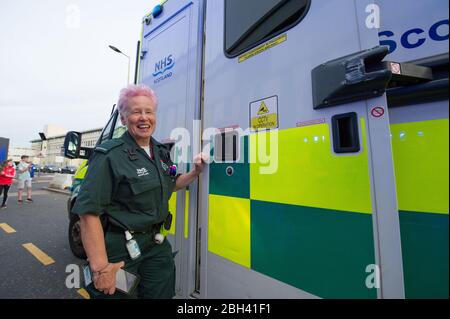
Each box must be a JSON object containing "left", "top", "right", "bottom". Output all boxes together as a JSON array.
[
  {"left": 391, "top": 119, "right": 449, "bottom": 299},
  {"left": 161, "top": 188, "right": 190, "bottom": 239},
  {"left": 209, "top": 120, "right": 377, "bottom": 298}
]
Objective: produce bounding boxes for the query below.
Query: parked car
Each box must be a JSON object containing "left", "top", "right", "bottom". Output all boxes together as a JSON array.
[
  {"left": 61, "top": 166, "right": 77, "bottom": 174},
  {"left": 36, "top": 165, "right": 45, "bottom": 172},
  {"left": 43, "top": 164, "right": 61, "bottom": 173}
]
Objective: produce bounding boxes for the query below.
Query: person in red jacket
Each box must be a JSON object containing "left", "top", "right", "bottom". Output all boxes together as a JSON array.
[{"left": 0, "top": 159, "right": 16, "bottom": 209}]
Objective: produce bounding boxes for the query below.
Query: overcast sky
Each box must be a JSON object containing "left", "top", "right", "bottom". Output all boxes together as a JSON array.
[{"left": 0, "top": 0, "right": 159, "bottom": 147}]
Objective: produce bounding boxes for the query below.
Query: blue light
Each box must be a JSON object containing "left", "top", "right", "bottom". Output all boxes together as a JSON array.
[{"left": 153, "top": 4, "right": 163, "bottom": 18}]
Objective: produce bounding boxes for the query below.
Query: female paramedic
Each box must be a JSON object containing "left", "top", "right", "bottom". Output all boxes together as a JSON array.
[{"left": 72, "top": 84, "right": 207, "bottom": 298}]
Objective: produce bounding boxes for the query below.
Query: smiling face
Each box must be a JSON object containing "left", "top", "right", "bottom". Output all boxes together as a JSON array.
[{"left": 120, "top": 95, "right": 157, "bottom": 147}]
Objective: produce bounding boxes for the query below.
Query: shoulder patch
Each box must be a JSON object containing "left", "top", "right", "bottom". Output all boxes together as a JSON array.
[{"left": 94, "top": 139, "right": 124, "bottom": 154}]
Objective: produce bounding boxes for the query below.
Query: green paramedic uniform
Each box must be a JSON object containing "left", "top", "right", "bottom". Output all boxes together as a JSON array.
[{"left": 72, "top": 130, "right": 178, "bottom": 299}]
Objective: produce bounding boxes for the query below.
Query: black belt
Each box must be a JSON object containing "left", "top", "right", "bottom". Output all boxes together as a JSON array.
[{"left": 107, "top": 222, "right": 161, "bottom": 235}]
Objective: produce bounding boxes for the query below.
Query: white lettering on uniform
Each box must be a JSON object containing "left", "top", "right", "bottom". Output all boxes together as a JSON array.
[{"left": 137, "top": 168, "right": 149, "bottom": 177}]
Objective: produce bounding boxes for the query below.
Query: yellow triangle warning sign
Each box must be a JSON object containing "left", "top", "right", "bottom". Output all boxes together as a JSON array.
[{"left": 257, "top": 101, "right": 269, "bottom": 115}]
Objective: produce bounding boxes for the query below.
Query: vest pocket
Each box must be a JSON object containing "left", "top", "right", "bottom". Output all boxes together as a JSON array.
[
  {"left": 128, "top": 178, "right": 161, "bottom": 214},
  {"left": 129, "top": 179, "right": 160, "bottom": 195}
]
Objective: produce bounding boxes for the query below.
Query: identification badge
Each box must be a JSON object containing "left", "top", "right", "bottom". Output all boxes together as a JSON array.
[{"left": 82, "top": 264, "right": 92, "bottom": 286}]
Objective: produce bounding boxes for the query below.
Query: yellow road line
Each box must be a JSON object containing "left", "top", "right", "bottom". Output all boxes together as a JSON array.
[
  {"left": 77, "top": 288, "right": 90, "bottom": 299},
  {"left": 22, "top": 243, "right": 55, "bottom": 266},
  {"left": 0, "top": 223, "right": 16, "bottom": 233}
]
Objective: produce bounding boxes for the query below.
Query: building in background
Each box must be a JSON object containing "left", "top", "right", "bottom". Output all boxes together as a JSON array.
[
  {"left": 4, "top": 124, "right": 103, "bottom": 170},
  {"left": 44, "top": 125, "right": 67, "bottom": 139},
  {"left": 30, "top": 127, "right": 103, "bottom": 169},
  {"left": 8, "top": 146, "right": 34, "bottom": 164}
]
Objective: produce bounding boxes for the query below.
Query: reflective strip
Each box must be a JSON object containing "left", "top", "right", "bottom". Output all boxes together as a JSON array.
[
  {"left": 162, "top": 193, "right": 177, "bottom": 236},
  {"left": 250, "top": 119, "right": 372, "bottom": 214},
  {"left": 74, "top": 160, "right": 88, "bottom": 180},
  {"left": 208, "top": 195, "right": 250, "bottom": 268},
  {"left": 137, "top": 24, "right": 144, "bottom": 84},
  {"left": 391, "top": 119, "right": 449, "bottom": 214},
  {"left": 184, "top": 190, "right": 189, "bottom": 239}
]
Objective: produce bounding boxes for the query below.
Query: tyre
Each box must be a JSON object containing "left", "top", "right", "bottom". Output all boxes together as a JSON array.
[{"left": 68, "top": 214, "right": 87, "bottom": 259}]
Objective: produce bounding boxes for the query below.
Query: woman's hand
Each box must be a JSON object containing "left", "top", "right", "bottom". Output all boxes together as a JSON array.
[
  {"left": 194, "top": 152, "right": 209, "bottom": 176},
  {"left": 174, "top": 153, "right": 209, "bottom": 191},
  {"left": 92, "top": 261, "right": 125, "bottom": 295}
]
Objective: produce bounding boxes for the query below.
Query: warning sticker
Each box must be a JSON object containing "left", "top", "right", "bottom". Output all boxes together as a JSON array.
[
  {"left": 239, "top": 34, "right": 287, "bottom": 63},
  {"left": 257, "top": 102, "right": 269, "bottom": 115},
  {"left": 250, "top": 96, "right": 278, "bottom": 131}
]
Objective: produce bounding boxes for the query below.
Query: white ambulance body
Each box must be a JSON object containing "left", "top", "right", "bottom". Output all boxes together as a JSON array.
[
  {"left": 135, "top": 0, "right": 448, "bottom": 299},
  {"left": 66, "top": 0, "right": 448, "bottom": 299}
]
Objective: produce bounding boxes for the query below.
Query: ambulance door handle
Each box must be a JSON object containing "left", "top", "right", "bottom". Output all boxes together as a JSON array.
[{"left": 331, "top": 112, "right": 360, "bottom": 154}]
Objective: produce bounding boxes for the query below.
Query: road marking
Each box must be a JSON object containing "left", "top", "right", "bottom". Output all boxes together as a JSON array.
[
  {"left": 77, "top": 288, "right": 90, "bottom": 299},
  {"left": 0, "top": 223, "right": 16, "bottom": 233},
  {"left": 22, "top": 243, "right": 55, "bottom": 266}
]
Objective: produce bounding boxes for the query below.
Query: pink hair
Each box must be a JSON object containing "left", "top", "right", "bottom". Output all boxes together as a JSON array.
[{"left": 117, "top": 84, "right": 158, "bottom": 115}]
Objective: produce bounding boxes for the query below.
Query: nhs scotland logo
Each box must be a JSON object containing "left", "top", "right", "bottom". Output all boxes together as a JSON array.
[{"left": 153, "top": 54, "right": 174, "bottom": 84}]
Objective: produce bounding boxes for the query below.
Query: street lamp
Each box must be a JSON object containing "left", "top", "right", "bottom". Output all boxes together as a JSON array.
[
  {"left": 37, "top": 132, "right": 47, "bottom": 178},
  {"left": 108, "top": 45, "right": 131, "bottom": 85}
]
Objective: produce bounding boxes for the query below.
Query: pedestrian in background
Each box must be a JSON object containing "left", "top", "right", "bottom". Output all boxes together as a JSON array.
[
  {"left": 0, "top": 159, "right": 16, "bottom": 209},
  {"left": 17, "top": 155, "right": 33, "bottom": 203},
  {"left": 29, "top": 163, "right": 36, "bottom": 179}
]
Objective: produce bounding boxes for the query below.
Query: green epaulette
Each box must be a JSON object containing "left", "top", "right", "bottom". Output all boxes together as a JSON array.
[{"left": 94, "top": 139, "right": 124, "bottom": 154}]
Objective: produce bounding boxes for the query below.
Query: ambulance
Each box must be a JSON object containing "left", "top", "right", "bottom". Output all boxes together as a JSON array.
[{"left": 64, "top": 0, "right": 448, "bottom": 299}]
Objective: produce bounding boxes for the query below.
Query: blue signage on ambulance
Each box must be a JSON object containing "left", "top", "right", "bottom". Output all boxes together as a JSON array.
[
  {"left": 379, "top": 19, "right": 449, "bottom": 53},
  {"left": 153, "top": 54, "right": 174, "bottom": 84}
]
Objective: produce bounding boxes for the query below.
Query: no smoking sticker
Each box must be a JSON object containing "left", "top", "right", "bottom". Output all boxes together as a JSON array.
[{"left": 371, "top": 106, "right": 385, "bottom": 118}]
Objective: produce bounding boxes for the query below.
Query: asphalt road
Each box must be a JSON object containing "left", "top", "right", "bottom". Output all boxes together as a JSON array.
[{"left": 0, "top": 174, "right": 86, "bottom": 299}]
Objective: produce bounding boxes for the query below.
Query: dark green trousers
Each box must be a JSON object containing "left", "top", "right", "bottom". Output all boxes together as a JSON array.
[{"left": 85, "top": 230, "right": 175, "bottom": 299}]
